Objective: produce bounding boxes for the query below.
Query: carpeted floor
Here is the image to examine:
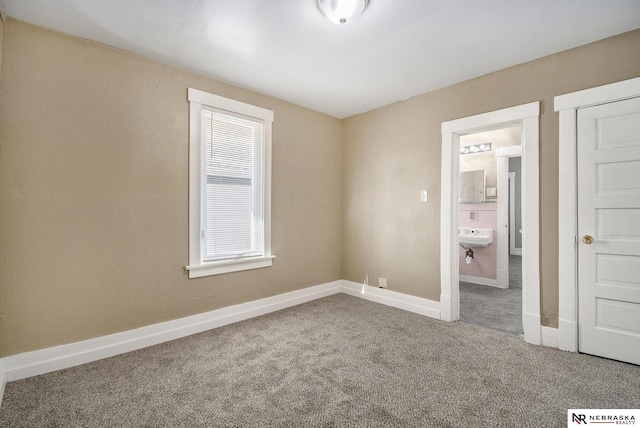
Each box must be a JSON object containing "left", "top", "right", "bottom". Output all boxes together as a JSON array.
[{"left": 1, "top": 293, "right": 639, "bottom": 427}]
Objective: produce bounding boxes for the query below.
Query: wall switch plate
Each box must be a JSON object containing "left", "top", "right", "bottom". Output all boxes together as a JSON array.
[
  {"left": 486, "top": 187, "right": 497, "bottom": 197},
  {"left": 378, "top": 277, "right": 388, "bottom": 288},
  {"left": 420, "top": 190, "right": 428, "bottom": 202}
]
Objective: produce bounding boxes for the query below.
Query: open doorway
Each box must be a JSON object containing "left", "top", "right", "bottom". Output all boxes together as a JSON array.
[
  {"left": 457, "top": 127, "right": 523, "bottom": 336},
  {"left": 440, "top": 102, "right": 541, "bottom": 345}
]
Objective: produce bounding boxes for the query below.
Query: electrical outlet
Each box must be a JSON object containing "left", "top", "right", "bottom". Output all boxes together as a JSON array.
[{"left": 378, "top": 277, "right": 388, "bottom": 288}]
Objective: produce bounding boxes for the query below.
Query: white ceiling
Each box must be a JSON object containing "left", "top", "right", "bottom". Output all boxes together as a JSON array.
[{"left": 3, "top": 0, "right": 640, "bottom": 118}]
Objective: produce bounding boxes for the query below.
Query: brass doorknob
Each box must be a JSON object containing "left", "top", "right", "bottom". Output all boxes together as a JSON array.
[{"left": 582, "top": 235, "right": 593, "bottom": 244}]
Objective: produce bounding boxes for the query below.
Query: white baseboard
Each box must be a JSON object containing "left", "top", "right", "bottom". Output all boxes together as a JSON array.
[
  {"left": 459, "top": 275, "right": 498, "bottom": 288},
  {"left": 523, "top": 312, "right": 542, "bottom": 345},
  {"left": 0, "top": 279, "right": 437, "bottom": 407},
  {"left": 541, "top": 326, "right": 559, "bottom": 348},
  {"left": 0, "top": 281, "right": 344, "bottom": 387},
  {"left": 341, "top": 280, "right": 441, "bottom": 319},
  {"left": 558, "top": 319, "right": 578, "bottom": 352}
]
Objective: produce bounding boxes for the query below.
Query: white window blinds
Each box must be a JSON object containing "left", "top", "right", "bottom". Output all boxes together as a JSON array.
[
  {"left": 187, "top": 88, "right": 273, "bottom": 278},
  {"left": 201, "top": 109, "right": 264, "bottom": 261}
]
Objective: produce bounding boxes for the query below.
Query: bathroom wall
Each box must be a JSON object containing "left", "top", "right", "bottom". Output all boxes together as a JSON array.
[
  {"left": 459, "top": 126, "right": 521, "bottom": 200},
  {"left": 458, "top": 203, "right": 497, "bottom": 283},
  {"left": 458, "top": 127, "right": 520, "bottom": 285}
]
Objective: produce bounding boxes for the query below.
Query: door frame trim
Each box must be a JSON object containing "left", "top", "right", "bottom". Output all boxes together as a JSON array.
[
  {"left": 496, "top": 147, "right": 522, "bottom": 289},
  {"left": 440, "top": 102, "right": 541, "bottom": 344},
  {"left": 508, "top": 171, "right": 521, "bottom": 256},
  {"left": 554, "top": 77, "right": 640, "bottom": 353}
]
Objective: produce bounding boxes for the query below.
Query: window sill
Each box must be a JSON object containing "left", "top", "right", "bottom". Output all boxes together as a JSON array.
[{"left": 185, "top": 255, "right": 276, "bottom": 278}]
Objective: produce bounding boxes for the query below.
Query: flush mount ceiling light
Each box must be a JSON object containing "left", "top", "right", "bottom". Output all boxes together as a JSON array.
[
  {"left": 460, "top": 143, "right": 492, "bottom": 155},
  {"left": 317, "top": 0, "right": 369, "bottom": 25}
]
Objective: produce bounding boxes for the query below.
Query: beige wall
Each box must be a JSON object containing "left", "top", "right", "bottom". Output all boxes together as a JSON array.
[
  {"left": 0, "top": 20, "right": 342, "bottom": 357},
  {"left": 342, "top": 29, "right": 640, "bottom": 327}
]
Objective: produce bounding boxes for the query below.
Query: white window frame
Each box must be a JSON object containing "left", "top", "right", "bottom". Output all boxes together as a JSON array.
[{"left": 185, "top": 88, "right": 274, "bottom": 278}]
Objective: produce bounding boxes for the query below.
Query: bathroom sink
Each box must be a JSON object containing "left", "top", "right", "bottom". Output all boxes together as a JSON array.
[{"left": 458, "top": 227, "right": 493, "bottom": 247}]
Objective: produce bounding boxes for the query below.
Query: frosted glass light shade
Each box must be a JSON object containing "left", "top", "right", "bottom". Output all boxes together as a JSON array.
[{"left": 317, "top": 0, "right": 369, "bottom": 25}]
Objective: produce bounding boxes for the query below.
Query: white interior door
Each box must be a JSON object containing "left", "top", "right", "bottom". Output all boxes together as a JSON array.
[{"left": 577, "top": 96, "right": 640, "bottom": 365}]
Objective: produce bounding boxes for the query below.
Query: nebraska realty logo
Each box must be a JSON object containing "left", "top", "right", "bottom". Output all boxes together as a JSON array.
[{"left": 568, "top": 409, "right": 638, "bottom": 425}]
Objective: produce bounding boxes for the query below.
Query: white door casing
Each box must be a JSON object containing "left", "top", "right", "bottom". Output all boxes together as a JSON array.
[
  {"left": 576, "top": 97, "right": 640, "bottom": 365},
  {"left": 508, "top": 171, "right": 522, "bottom": 256},
  {"left": 440, "top": 102, "right": 541, "bottom": 345},
  {"left": 496, "top": 146, "right": 522, "bottom": 289},
  {"left": 556, "top": 76, "right": 640, "bottom": 355}
]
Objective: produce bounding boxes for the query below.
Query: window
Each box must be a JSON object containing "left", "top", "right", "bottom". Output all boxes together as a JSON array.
[{"left": 186, "top": 88, "right": 274, "bottom": 278}]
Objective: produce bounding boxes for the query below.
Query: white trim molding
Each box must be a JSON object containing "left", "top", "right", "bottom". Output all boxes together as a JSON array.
[
  {"left": 496, "top": 146, "right": 522, "bottom": 290},
  {"left": 0, "top": 279, "right": 442, "bottom": 406},
  {"left": 541, "top": 327, "right": 559, "bottom": 349},
  {"left": 459, "top": 275, "right": 498, "bottom": 288},
  {"left": 554, "top": 77, "right": 640, "bottom": 353},
  {"left": 342, "top": 280, "right": 441, "bottom": 319},
  {"left": 0, "top": 281, "right": 343, "bottom": 390},
  {"left": 185, "top": 255, "right": 276, "bottom": 278},
  {"left": 186, "top": 88, "right": 274, "bottom": 278},
  {"left": 440, "top": 102, "right": 541, "bottom": 346}
]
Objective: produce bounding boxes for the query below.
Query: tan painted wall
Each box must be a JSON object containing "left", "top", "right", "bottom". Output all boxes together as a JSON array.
[
  {"left": 342, "top": 29, "right": 640, "bottom": 327},
  {"left": 0, "top": 20, "right": 342, "bottom": 357}
]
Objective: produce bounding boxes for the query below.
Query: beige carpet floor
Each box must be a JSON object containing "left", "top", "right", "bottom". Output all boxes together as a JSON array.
[{"left": 1, "top": 293, "right": 638, "bottom": 427}]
